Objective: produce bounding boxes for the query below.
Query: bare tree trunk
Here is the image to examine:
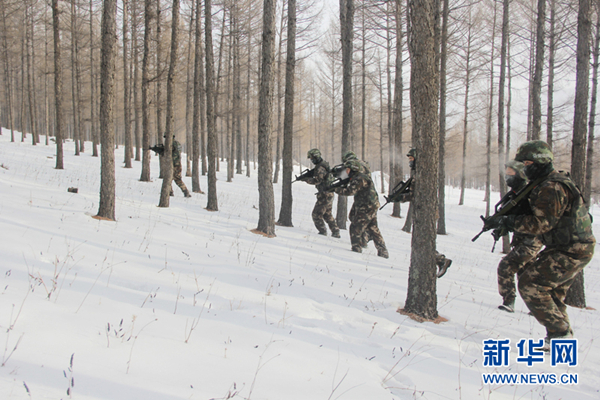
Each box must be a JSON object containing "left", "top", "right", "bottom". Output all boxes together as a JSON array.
[
  {"left": 458, "top": 16, "right": 472, "bottom": 206},
  {"left": 140, "top": 0, "right": 154, "bottom": 182},
  {"left": 273, "top": 4, "right": 285, "bottom": 184},
  {"left": 484, "top": 2, "right": 497, "bottom": 217},
  {"left": 191, "top": 0, "right": 204, "bottom": 193},
  {"left": 337, "top": 0, "right": 354, "bottom": 230},
  {"left": 71, "top": 0, "right": 81, "bottom": 155},
  {"left": 1, "top": 1, "right": 15, "bottom": 141},
  {"left": 437, "top": 0, "right": 448, "bottom": 233},
  {"left": 90, "top": 0, "right": 98, "bottom": 157},
  {"left": 26, "top": 4, "right": 38, "bottom": 146},
  {"left": 530, "top": 0, "right": 546, "bottom": 140},
  {"left": 245, "top": 23, "right": 252, "bottom": 178},
  {"left": 565, "top": 0, "right": 592, "bottom": 309},
  {"left": 255, "top": 0, "right": 277, "bottom": 236},
  {"left": 498, "top": 0, "right": 509, "bottom": 252},
  {"left": 158, "top": 0, "right": 179, "bottom": 208},
  {"left": 132, "top": 0, "right": 141, "bottom": 161},
  {"left": 185, "top": 0, "right": 195, "bottom": 177},
  {"left": 546, "top": 0, "right": 556, "bottom": 148},
  {"left": 392, "top": 0, "right": 404, "bottom": 219},
  {"left": 123, "top": 0, "right": 133, "bottom": 168},
  {"left": 205, "top": 0, "right": 218, "bottom": 211},
  {"left": 234, "top": 8, "right": 242, "bottom": 177},
  {"left": 52, "top": 0, "right": 64, "bottom": 169},
  {"left": 403, "top": 0, "right": 440, "bottom": 321},
  {"left": 96, "top": 0, "right": 117, "bottom": 220},
  {"left": 584, "top": 4, "right": 600, "bottom": 206},
  {"left": 277, "top": 0, "right": 296, "bottom": 227}
]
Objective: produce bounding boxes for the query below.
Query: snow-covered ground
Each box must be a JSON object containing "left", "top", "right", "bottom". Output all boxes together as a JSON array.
[{"left": 1, "top": 129, "right": 599, "bottom": 400}]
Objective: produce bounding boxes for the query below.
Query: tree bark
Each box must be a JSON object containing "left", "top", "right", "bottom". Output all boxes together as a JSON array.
[
  {"left": 140, "top": 0, "right": 154, "bottom": 182},
  {"left": 205, "top": 0, "right": 218, "bottom": 211},
  {"left": 191, "top": 0, "right": 204, "bottom": 193},
  {"left": 277, "top": 0, "right": 297, "bottom": 227},
  {"left": 437, "top": 0, "right": 448, "bottom": 234},
  {"left": 403, "top": 0, "right": 440, "bottom": 321},
  {"left": 52, "top": 0, "right": 64, "bottom": 169},
  {"left": 123, "top": 0, "right": 133, "bottom": 168},
  {"left": 96, "top": 0, "right": 118, "bottom": 220},
  {"left": 584, "top": 4, "right": 600, "bottom": 206},
  {"left": 531, "top": 0, "right": 546, "bottom": 140}
]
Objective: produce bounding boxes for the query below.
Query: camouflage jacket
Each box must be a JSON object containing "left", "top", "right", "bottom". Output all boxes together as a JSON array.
[
  {"left": 359, "top": 160, "right": 371, "bottom": 175},
  {"left": 513, "top": 171, "right": 594, "bottom": 247},
  {"left": 172, "top": 140, "right": 183, "bottom": 165},
  {"left": 305, "top": 160, "right": 331, "bottom": 192},
  {"left": 334, "top": 172, "right": 380, "bottom": 210}
]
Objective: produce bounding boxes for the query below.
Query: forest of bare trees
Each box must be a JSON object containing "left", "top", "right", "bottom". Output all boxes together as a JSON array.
[{"left": 0, "top": 0, "right": 598, "bottom": 315}]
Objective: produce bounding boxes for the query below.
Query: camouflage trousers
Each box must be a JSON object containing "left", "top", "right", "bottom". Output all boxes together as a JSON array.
[
  {"left": 312, "top": 192, "right": 339, "bottom": 234},
  {"left": 170, "top": 162, "right": 190, "bottom": 195},
  {"left": 518, "top": 240, "right": 595, "bottom": 337},
  {"left": 497, "top": 233, "right": 543, "bottom": 305},
  {"left": 348, "top": 204, "right": 387, "bottom": 254}
]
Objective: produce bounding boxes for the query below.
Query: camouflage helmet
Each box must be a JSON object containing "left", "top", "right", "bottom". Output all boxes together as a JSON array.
[
  {"left": 406, "top": 148, "right": 417, "bottom": 159},
  {"left": 505, "top": 160, "right": 527, "bottom": 180},
  {"left": 344, "top": 159, "right": 362, "bottom": 172},
  {"left": 307, "top": 148, "right": 321, "bottom": 159},
  {"left": 342, "top": 150, "right": 358, "bottom": 162},
  {"left": 514, "top": 140, "right": 553, "bottom": 164}
]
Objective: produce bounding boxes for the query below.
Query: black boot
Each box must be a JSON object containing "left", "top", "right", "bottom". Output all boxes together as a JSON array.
[{"left": 498, "top": 299, "right": 515, "bottom": 313}]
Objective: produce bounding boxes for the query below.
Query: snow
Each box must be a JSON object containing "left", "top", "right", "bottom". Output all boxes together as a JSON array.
[{"left": 0, "top": 129, "right": 599, "bottom": 400}]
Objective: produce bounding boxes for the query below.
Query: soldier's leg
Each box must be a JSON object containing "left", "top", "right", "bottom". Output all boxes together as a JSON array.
[
  {"left": 364, "top": 212, "right": 388, "bottom": 258},
  {"left": 312, "top": 195, "right": 328, "bottom": 235},
  {"left": 349, "top": 217, "right": 368, "bottom": 253},
  {"left": 173, "top": 163, "right": 191, "bottom": 197},
  {"left": 497, "top": 240, "right": 540, "bottom": 310},
  {"left": 518, "top": 245, "right": 593, "bottom": 338},
  {"left": 322, "top": 193, "right": 340, "bottom": 237},
  {"left": 435, "top": 251, "right": 452, "bottom": 278}
]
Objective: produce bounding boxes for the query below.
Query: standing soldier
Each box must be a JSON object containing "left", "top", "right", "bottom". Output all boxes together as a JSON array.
[
  {"left": 486, "top": 140, "right": 595, "bottom": 348},
  {"left": 495, "top": 160, "right": 543, "bottom": 313},
  {"left": 333, "top": 159, "right": 389, "bottom": 258},
  {"left": 392, "top": 148, "right": 452, "bottom": 277},
  {"left": 305, "top": 149, "right": 340, "bottom": 238},
  {"left": 150, "top": 136, "right": 192, "bottom": 197}
]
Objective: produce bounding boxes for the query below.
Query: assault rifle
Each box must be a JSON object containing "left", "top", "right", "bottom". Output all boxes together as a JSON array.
[
  {"left": 472, "top": 176, "right": 544, "bottom": 245},
  {"left": 379, "top": 177, "right": 413, "bottom": 210},
  {"left": 149, "top": 144, "right": 165, "bottom": 156},
  {"left": 324, "top": 177, "right": 350, "bottom": 192},
  {"left": 292, "top": 168, "right": 315, "bottom": 183}
]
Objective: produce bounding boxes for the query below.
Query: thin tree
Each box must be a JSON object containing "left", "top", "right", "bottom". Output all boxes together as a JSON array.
[
  {"left": 123, "top": 0, "right": 133, "bottom": 168},
  {"left": 52, "top": 0, "right": 64, "bottom": 169},
  {"left": 437, "top": 0, "right": 448, "bottom": 233},
  {"left": 132, "top": 0, "right": 141, "bottom": 161},
  {"left": 546, "top": 0, "right": 556, "bottom": 148},
  {"left": 191, "top": 0, "right": 204, "bottom": 193},
  {"left": 565, "top": 0, "right": 592, "bottom": 308},
  {"left": 96, "top": 0, "right": 118, "bottom": 220},
  {"left": 498, "top": 0, "right": 509, "bottom": 252},
  {"left": 71, "top": 0, "right": 81, "bottom": 155},
  {"left": 277, "top": 0, "right": 297, "bottom": 227},
  {"left": 402, "top": 0, "right": 440, "bottom": 321},
  {"left": 140, "top": 0, "right": 154, "bottom": 182},
  {"left": 205, "top": 0, "right": 218, "bottom": 211},
  {"left": 337, "top": 0, "right": 354, "bottom": 230},
  {"left": 459, "top": 10, "right": 474, "bottom": 206},
  {"left": 484, "top": 2, "right": 497, "bottom": 217},
  {"left": 90, "top": 0, "right": 98, "bottom": 157},
  {"left": 158, "top": 0, "right": 180, "bottom": 208},
  {"left": 1, "top": 0, "right": 15, "bottom": 141},
  {"left": 530, "top": 0, "right": 546, "bottom": 140},
  {"left": 584, "top": 1, "right": 600, "bottom": 206},
  {"left": 255, "top": 0, "right": 277, "bottom": 236}
]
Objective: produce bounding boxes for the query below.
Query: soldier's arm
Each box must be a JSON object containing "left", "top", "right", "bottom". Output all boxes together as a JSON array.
[
  {"left": 304, "top": 165, "right": 325, "bottom": 185},
  {"left": 512, "top": 182, "right": 569, "bottom": 235},
  {"left": 334, "top": 176, "right": 365, "bottom": 196}
]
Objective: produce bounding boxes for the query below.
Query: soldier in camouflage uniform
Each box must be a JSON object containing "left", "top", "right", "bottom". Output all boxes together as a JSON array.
[
  {"left": 333, "top": 159, "right": 389, "bottom": 258},
  {"left": 495, "top": 160, "right": 543, "bottom": 313},
  {"left": 342, "top": 150, "right": 371, "bottom": 247},
  {"left": 305, "top": 149, "right": 340, "bottom": 238},
  {"left": 487, "top": 140, "right": 595, "bottom": 345},
  {"left": 392, "top": 148, "right": 452, "bottom": 277},
  {"left": 170, "top": 137, "right": 192, "bottom": 198}
]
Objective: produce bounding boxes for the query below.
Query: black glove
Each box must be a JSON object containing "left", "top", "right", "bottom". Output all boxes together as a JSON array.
[{"left": 485, "top": 214, "right": 516, "bottom": 232}]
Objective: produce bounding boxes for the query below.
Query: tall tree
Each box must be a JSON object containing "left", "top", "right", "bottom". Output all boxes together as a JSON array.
[
  {"left": 1, "top": 0, "right": 15, "bottom": 141},
  {"left": 565, "top": 0, "right": 592, "bottom": 308},
  {"left": 205, "top": 0, "right": 218, "bottom": 211},
  {"left": 584, "top": 1, "right": 600, "bottom": 206},
  {"left": 158, "top": 0, "right": 180, "bottom": 207},
  {"left": 90, "top": 0, "right": 99, "bottom": 157},
  {"left": 277, "top": 0, "right": 297, "bottom": 227},
  {"left": 546, "top": 0, "right": 556, "bottom": 148},
  {"left": 403, "top": 0, "right": 440, "bottom": 320},
  {"left": 96, "top": 0, "right": 118, "bottom": 220},
  {"left": 337, "top": 0, "right": 354, "bottom": 230},
  {"left": 255, "top": 0, "right": 277, "bottom": 236},
  {"left": 498, "top": 0, "right": 510, "bottom": 252},
  {"left": 436, "top": 0, "right": 448, "bottom": 233},
  {"left": 123, "top": 0, "right": 133, "bottom": 168},
  {"left": 191, "top": 0, "right": 204, "bottom": 193},
  {"left": 132, "top": 0, "right": 141, "bottom": 161},
  {"left": 140, "top": 0, "right": 154, "bottom": 182},
  {"left": 71, "top": 0, "right": 82, "bottom": 155},
  {"left": 52, "top": 0, "right": 64, "bottom": 169},
  {"left": 531, "top": 0, "right": 546, "bottom": 140}
]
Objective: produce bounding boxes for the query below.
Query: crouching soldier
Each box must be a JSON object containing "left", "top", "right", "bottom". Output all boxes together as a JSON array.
[
  {"left": 305, "top": 149, "right": 340, "bottom": 238},
  {"left": 333, "top": 159, "right": 389, "bottom": 258},
  {"left": 392, "top": 148, "right": 452, "bottom": 277}
]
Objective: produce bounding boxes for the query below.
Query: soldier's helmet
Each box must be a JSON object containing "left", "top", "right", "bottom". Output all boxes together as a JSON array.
[
  {"left": 342, "top": 150, "right": 358, "bottom": 162},
  {"left": 344, "top": 159, "right": 362, "bottom": 172},
  {"left": 307, "top": 148, "right": 321, "bottom": 160},
  {"left": 505, "top": 160, "right": 527, "bottom": 180},
  {"left": 406, "top": 148, "right": 417, "bottom": 159},
  {"left": 514, "top": 140, "right": 553, "bottom": 164}
]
